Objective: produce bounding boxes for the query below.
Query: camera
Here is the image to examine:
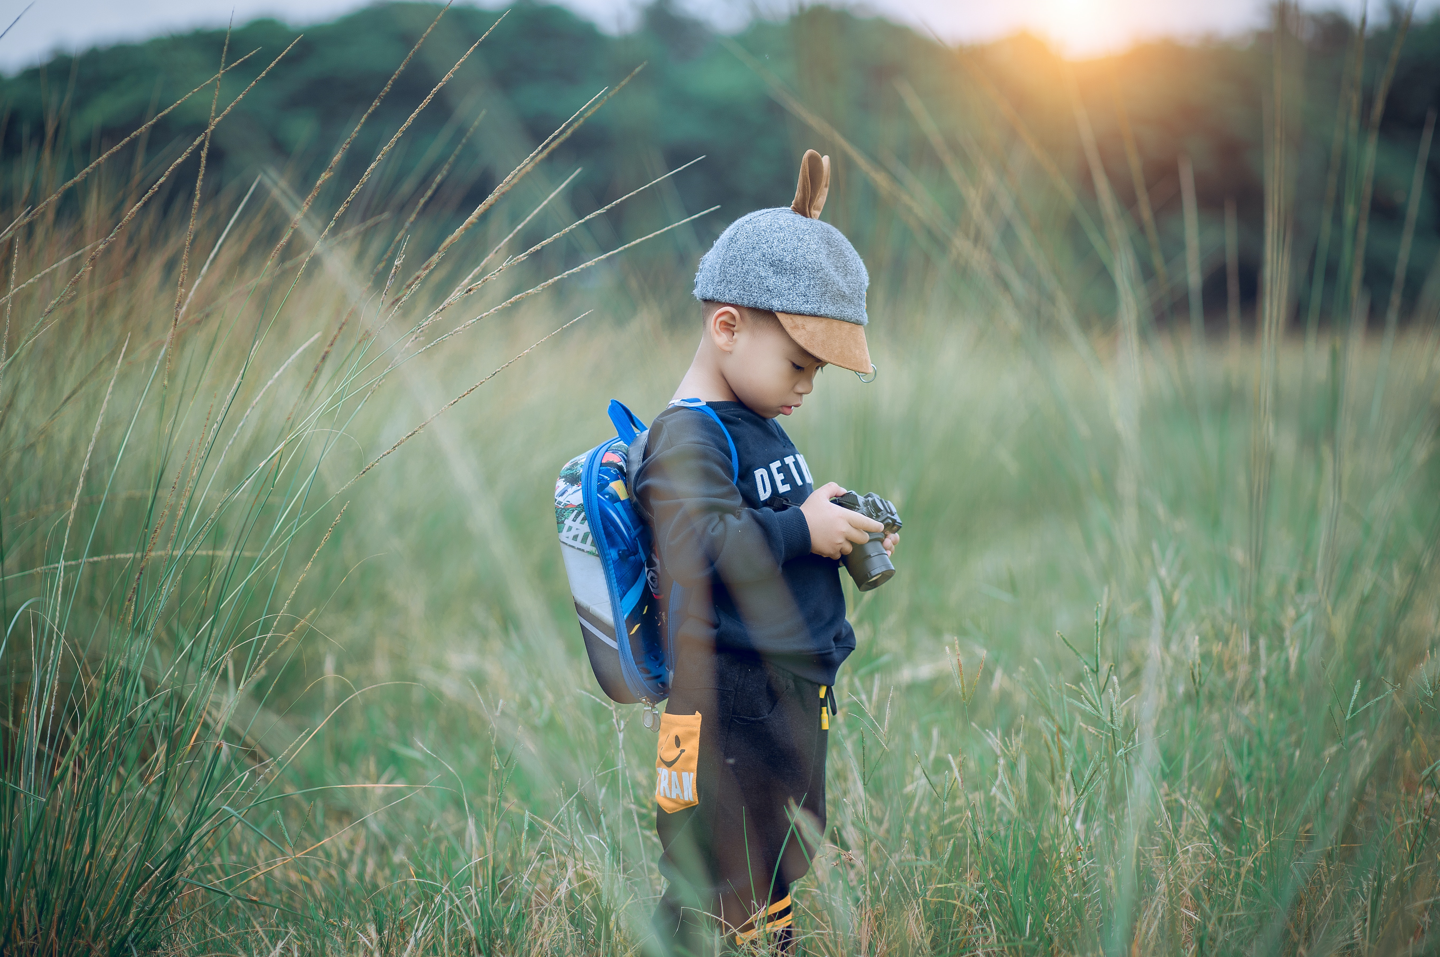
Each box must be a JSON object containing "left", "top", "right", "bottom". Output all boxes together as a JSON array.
[{"left": 832, "top": 491, "right": 903, "bottom": 591}]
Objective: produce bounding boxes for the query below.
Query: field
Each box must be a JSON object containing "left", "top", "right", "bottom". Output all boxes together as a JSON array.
[{"left": 2, "top": 9, "right": 1440, "bottom": 956}]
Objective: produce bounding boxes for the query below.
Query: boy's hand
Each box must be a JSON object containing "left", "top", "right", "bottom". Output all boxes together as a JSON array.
[
  {"left": 801, "top": 483, "right": 884, "bottom": 559},
  {"left": 882, "top": 530, "right": 900, "bottom": 557}
]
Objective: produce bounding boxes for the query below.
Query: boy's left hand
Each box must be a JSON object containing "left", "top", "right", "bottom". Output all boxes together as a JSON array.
[{"left": 882, "top": 531, "right": 900, "bottom": 556}]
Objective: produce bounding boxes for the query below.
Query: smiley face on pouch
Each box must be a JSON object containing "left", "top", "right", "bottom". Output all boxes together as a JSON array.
[{"left": 660, "top": 734, "right": 686, "bottom": 767}]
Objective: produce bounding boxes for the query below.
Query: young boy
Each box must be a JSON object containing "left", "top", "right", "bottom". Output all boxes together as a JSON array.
[{"left": 633, "top": 149, "right": 899, "bottom": 955}]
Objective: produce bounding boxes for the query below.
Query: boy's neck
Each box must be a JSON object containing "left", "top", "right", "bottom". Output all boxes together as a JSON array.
[{"left": 671, "top": 345, "right": 739, "bottom": 406}]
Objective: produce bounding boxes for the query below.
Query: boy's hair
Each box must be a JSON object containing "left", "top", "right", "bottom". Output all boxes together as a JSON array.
[{"left": 700, "top": 300, "right": 780, "bottom": 328}]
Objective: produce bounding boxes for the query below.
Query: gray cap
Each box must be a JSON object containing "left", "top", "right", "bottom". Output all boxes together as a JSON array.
[
  {"left": 692, "top": 150, "right": 874, "bottom": 374},
  {"left": 692, "top": 207, "right": 869, "bottom": 325}
]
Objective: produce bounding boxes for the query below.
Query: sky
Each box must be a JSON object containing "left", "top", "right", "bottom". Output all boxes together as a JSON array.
[{"left": 0, "top": 0, "right": 1431, "bottom": 72}]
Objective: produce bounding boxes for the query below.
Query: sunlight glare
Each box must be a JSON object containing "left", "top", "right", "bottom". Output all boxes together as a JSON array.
[{"left": 1039, "top": 0, "right": 1127, "bottom": 58}]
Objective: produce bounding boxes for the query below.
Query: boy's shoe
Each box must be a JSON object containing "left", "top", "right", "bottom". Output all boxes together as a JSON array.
[{"left": 729, "top": 895, "right": 797, "bottom": 955}]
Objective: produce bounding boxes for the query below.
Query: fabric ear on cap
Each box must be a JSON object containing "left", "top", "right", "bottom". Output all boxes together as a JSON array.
[
  {"left": 776, "top": 311, "right": 871, "bottom": 375},
  {"left": 791, "top": 149, "right": 831, "bottom": 220}
]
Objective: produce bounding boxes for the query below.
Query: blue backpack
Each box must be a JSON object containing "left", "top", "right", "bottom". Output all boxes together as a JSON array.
[{"left": 554, "top": 398, "right": 738, "bottom": 730}]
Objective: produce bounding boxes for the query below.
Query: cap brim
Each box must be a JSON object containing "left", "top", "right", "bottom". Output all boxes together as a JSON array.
[{"left": 775, "top": 312, "right": 871, "bottom": 375}]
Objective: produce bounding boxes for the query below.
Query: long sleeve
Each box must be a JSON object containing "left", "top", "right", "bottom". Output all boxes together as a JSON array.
[
  {"left": 631, "top": 401, "right": 852, "bottom": 681},
  {"left": 635, "top": 417, "right": 811, "bottom": 590}
]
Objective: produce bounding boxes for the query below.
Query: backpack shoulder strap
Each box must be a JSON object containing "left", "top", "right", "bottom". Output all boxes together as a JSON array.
[
  {"left": 670, "top": 397, "right": 739, "bottom": 485},
  {"left": 625, "top": 429, "right": 649, "bottom": 485},
  {"left": 608, "top": 399, "right": 647, "bottom": 443}
]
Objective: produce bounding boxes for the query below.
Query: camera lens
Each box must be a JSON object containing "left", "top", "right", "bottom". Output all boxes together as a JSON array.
[{"left": 845, "top": 532, "right": 895, "bottom": 591}]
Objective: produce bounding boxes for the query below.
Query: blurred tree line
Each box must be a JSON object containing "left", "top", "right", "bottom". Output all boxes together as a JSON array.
[{"left": 0, "top": 0, "right": 1436, "bottom": 326}]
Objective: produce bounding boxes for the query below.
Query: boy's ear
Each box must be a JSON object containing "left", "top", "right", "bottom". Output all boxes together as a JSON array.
[
  {"left": 708, "top": 304, "right": 741, "bottom": 352},
  {"left": 790, "top": 149, "right": 831, "bottom": 219}
]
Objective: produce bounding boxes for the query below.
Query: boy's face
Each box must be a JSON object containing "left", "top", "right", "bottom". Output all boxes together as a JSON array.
[{"left": 713, "top": 306, "right": 824, "bottom": 418}]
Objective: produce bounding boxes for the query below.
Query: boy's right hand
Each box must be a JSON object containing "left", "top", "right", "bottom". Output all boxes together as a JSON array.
[{"left": 801, "top": 483, "right": 884, "bottom": 559}]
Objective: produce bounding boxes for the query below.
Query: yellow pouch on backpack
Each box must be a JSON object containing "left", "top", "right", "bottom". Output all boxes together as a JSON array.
[{"left": 655, "top": 711, "right": 701, "bottom": 813}]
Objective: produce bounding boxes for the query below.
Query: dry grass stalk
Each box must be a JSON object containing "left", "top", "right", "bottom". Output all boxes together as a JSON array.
[
  {"left": 259, "top": 5, "right": 454, "bottom": 278},
  {"left": 341, "top": 310, "right": 593, "bottom": 491},
  {"left": 14, "top": 38, "right": 301, "bottom": 365},
  {"left": 283, "top": 15, "right": 502, "bottom": 299},
  {"left": 392, "top": 64, "right": 646, "bottom": 308},
  {"left": 53, "top": 335, "right": 127, "bottom": 621},
  {"left": 166, "top": 27, "right": 230, "bottom": 385},
  {"left": 0, "top": 48, "right": 262, "bottom": 248},
  {"left": 405, "top": 206, "right": 716, "bottom": 364}
]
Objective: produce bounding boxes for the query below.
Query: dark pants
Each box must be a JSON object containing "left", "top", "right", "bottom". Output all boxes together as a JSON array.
[{"left": 652, "top": 652, "right": 830, "bottom": 956}]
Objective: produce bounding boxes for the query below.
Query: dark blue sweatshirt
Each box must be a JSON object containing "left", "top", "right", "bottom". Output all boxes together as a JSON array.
[{"left": 632, "top": 401, "right": 854, "bottom": 686}]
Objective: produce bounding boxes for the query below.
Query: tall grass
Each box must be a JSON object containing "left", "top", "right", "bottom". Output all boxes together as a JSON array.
[
  {"left": 0, "top": 10, "right": 708, "bottom": 953},
  {"left": 3, "top": 5, "right": 1439, "bottom": 955}
]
